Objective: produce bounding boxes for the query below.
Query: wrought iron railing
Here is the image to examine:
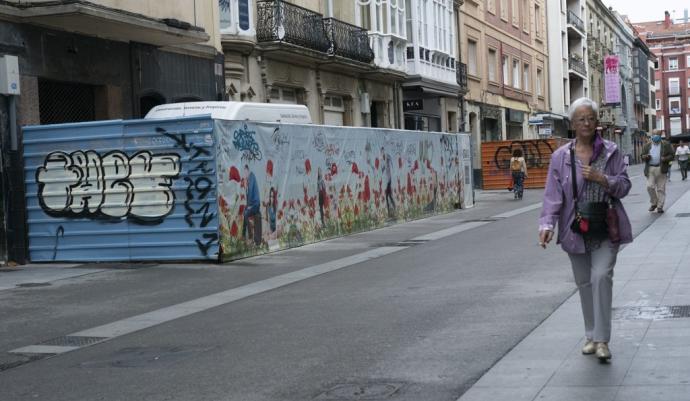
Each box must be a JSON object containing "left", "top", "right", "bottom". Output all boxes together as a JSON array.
[
  {"left": 567, "top": 10, "right": 584, "bottom": 33},
  {"left": 569, "top": 55, "right": 587, "bottom": 76},
  {"left": 257, "top": 0, "right": 374, "bottom": 64},
  {"left": 323, "top": 18, "right": 374, "bottom": 63},
  {"left": 457, "top": 62, "right": 468, "bottom": 93},
  {"left": 257, "top": 0, "right": 330, "bottom": 53}
]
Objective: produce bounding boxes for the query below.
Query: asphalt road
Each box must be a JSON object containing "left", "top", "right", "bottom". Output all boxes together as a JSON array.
[{"left": 0, "top": 163, "right": 687, "bottom": 401}]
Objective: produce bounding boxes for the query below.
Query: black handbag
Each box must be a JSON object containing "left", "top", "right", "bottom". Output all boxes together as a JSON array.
[{"left": 569, "top": 146, "right": 608, "bottom": 237}]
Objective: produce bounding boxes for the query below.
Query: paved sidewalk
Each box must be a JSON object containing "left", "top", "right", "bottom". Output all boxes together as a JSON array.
[{"left": 458, "top": 189, "right": 690, "bottom": 401}]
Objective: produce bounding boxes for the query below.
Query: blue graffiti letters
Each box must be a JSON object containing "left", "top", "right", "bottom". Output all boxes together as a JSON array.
[{"left": 232, "top": 124, "right": 262, "bottom": 161}]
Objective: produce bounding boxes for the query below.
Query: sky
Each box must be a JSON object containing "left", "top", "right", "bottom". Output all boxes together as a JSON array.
[{"left": 604, "top": 0, "right": 690, "bottom": 23}]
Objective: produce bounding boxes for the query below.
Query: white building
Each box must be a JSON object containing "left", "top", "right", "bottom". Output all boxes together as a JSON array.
[{"left": 547, "top": 0, "right": 588, "bottom": 135}]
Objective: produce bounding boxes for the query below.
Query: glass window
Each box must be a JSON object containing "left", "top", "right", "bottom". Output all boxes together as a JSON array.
[
  {"left": 512, "top": 59, "right": 520, "bottom": 88},
  {"left": 512, "top": 0, "right": 519, "bottom": 25},
  {"left": 669, "top": 78, "right": 680, "bottom": 95},
  {"left": 502, "top": 55, "right": 509, "bottom": 85},
  {"left": 669, "top": 98, "right": 681, "bottom": 114},
  {"left": 669, "top": 58, "right": 678, "bottom": 70},
  {"left": 488, "top": 49, "right": 497, "bottom": 81},
  {"left": 656, "top": 99, "right": 661, "bottom": 110},
  {"left": 500, "top": 0, "right": 507, "bottom": 20},
  {"left": 468, "top": 40, "right": 478, "bottom": 75},
  {"left": 360, "top": 3, "right": 371, "bottom": 30},
  {"left": 536, "top": 68, "right": 543, "bottom": 96},
  {"left": 523, "top": 63, "right": 530, "bottom": 92},
  {"left": 534, "top": 5, "right": 541, "bottom": 37},
  {"left": 687, "top": 55, "right": 690, "bottom": 68},
  {"left": 656, "top": 79, "right": 661, "bottom": 89}
]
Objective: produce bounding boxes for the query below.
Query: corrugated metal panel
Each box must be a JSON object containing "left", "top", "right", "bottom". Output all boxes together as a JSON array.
[
  {"left": 481, "top": 138, "right": 568, "bottom": 190},
  {"left": 23, "top": 116, "right": 219, "bottom": 262}
]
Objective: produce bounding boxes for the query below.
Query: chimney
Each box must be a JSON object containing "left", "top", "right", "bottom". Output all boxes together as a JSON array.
[{"left": 664, "top": 10, "right": 672, "bottom": 28}]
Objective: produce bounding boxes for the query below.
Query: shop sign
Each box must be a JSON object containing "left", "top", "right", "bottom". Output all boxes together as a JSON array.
[{"left": 403, "top": 99, "right": 423, "bottom": 111}]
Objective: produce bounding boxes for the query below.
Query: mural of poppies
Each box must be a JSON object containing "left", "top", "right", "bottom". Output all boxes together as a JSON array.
[{"left": 215, "top": 121, "right": 470, "bottom": 261}]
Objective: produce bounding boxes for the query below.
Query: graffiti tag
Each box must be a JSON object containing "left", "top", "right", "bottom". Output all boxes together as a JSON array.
[
  {"left": 272, "top": 127, "right": 290, "bottom": 151},
  {"left": 233, "top": 123, "right": 262, "bottom": 161},
  {"left": 36, "top": 150, "right": 180, "bottom": 223},
  {"left": 159, "top": 127, "right": 219, "bottom": 257}
]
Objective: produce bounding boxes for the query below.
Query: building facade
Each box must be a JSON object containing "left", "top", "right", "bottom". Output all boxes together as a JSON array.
[
  {"left": 459, "top": 0, "right": 550, "bottom": 185},
  {"left": 0, "top": 0, "right": 224, "bottom": 264},
  {"left": 221, "top": 0, "right": 404, "bottom": 128},
  {"left": 635, "top": 11, "right": 690, "bottom": 140},
  {"left": 584, "top": 0, "right": 635, "bottom": 156},
  {"left": 547, "top": 0, "right": 588, "bottom": 137},
  {"left": 401, "top": 0, "right": 465, "bottom": 133}
]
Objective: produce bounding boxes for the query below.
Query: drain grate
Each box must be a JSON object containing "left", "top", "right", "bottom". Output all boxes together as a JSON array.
[
  {"left": 613, "top": 305, "right": 690, "bottom": 320},
  {"left": 40, "top": 336, "right": 108, "bottom": 347},
  {"left": 376, "top": 239, "right": 429, "bottom": 248},
  {"left": 675, "top": 213, "right": 690, "bottom": 218},
  {"left": 16, "top": 282, "right": 51, "bottom": 288},
  {"left": 315, "top": 382, "right": 403, "bottom": 400}
]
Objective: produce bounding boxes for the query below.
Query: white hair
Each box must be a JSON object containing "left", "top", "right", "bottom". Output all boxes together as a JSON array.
[{"left": 568, "top": 97, "right": 599, "bottom": 120}]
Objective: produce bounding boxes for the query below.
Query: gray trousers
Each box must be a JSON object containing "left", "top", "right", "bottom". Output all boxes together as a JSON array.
[{"left": 568, "top": 241, "right": 619, "bottom": 343}]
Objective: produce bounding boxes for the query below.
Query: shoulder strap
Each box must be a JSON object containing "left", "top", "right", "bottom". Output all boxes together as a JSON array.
[{"left": 570, "top": 145, "right": 578, "bottom": 203}]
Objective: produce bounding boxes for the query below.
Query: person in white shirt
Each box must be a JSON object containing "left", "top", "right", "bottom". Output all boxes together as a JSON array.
[{"left": 675, "top": 140, "right": 690, "bottom": 181}]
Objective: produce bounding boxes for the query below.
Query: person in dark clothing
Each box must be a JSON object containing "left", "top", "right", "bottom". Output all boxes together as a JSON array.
[{"left": 242, "top": 164, "right": 261, "bottom": 244}]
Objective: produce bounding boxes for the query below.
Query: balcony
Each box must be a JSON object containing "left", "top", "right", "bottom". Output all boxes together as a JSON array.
[
  {"left": 567, "top": 11, "right": 585, "bottom": 35},
  {"left": 257, "top": 0, "right": 374, "bottom": 65},
  {"left": 569, "top": 55, "right": 587, "bottom": 77},
  {"left": 457, "top": 62, "right": 468, "bottom": 94},
  {"left": 323, "top": 18, "right": 374, "bottom": 63},
  {"left": 257, "top": 0, "right": 329, "bottom": 53}
]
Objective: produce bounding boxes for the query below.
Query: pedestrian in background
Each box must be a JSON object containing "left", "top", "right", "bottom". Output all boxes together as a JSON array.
[
  {"left": 539, "top": 97, "right": 632, "bottom": 362},
  {"left": 510, "top": 148, "right": 528, "bottom": 199},
  {"left": 641, "top": 132, "right": 674, "bottom": 213},
  {"left": 675, "top": 140, "right": 689, "bottom": 181}
]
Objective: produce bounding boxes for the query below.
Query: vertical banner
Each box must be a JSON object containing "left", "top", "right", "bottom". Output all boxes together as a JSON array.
[
  {"left": 604, "top": 55, "right": 621, "bottom": 104},
  {"left": 215, "top": 122, "right": 468, "bottom": 261}
]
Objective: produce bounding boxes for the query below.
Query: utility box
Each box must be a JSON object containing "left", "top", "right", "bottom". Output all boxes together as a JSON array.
[{"left": 0, "top": 55, "right": 20, "bottom": 95}]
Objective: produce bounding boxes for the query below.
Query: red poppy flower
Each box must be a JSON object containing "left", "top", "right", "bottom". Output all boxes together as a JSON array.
[
  {"left": 354, "top": 205, "right": 360, "bottom": 216},
  {"left": 351, "top": 162, "right": 359, "bottom": 174},
  {"left": 229, "top": 166, "right": 241, "bottom": 182},
  {"left": 238, "top": 204, "right": 245, "bottom": 216},
  {"left": 266, "top": 160, "right": 274, "bottom": 177},
  {"left": 331, "top": 163, "right": 338, "bottom": 175},
  {"left": 375, "top": 158, "right": 380, "bottom": 169},
  {"left": 363, "top": 176, "right": 371, "bottom": 202},
  {"left": 305, "top": 159, "right": 312, "bottom": 175},
  {"left": 407, "top": 173, "right": 413, "bottom": 196},
  {"left": 230, "top": 222, "right": 238, "bottom": 237}
]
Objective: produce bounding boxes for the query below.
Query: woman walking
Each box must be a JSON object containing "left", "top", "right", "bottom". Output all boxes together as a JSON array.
[
  {"left": 510, "top": 148, "right": 528, "bottom": 199},
  {"left": 539, "top": 97, "right": 632, "bottom": 362}
]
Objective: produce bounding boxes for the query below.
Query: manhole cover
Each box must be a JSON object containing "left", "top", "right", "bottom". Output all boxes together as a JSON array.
[
  {"left": 40, "top": 336, "right": 108, "bottom": 347},
  {"left": 613, "top": 305, "right": 690, "bottom": 320},
  {"left": 79, "top": 346, "right": 214, "bottom": 368},
  {"left": 675, "top": 213, "right": 690, "bottom": 218},
  {"left": 316, "top": 382, "right": 403, "bottom": 400},
  {"left": 16, "top": 282, "right": 51, "bottom": 288}
]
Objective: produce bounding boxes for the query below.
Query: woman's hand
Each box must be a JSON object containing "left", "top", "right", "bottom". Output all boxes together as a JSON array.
[
  {"left": 539, "top": 230, "right": 553, "bottom": 249},
  {"left": 581, "top": 166, "right": 608, "bottom": 187}
]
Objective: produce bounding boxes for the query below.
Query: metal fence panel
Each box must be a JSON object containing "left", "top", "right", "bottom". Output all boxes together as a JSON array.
[{"left": 23, "top": 116, "right": 219, "bottom": 262}]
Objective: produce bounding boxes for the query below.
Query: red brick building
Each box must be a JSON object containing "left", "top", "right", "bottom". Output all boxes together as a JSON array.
[{"left": 634, "top": 11, "right": 690, "bottom": 140}]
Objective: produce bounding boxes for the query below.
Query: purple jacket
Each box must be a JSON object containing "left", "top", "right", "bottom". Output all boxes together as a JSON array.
[{"left": 539, "top": 139, "right": 632, "bottom": 254}]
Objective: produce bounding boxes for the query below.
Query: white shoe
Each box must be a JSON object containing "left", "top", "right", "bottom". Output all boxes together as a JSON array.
[
  {"left": 596, "top": 342, "right": 611, "bottom": 362},
  {"left": 582, "top": 339, "right": 596, "bottom": 355}
]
